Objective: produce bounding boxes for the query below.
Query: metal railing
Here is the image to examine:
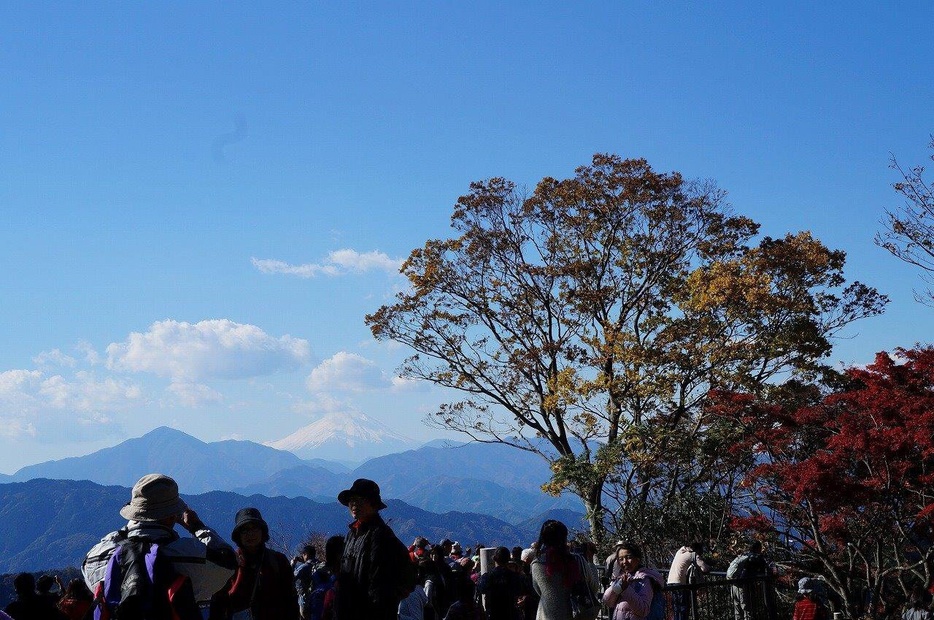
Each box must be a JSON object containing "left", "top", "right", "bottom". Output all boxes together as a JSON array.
[{"left": 597, "top": 572, "right": 779, "bottom": 620}]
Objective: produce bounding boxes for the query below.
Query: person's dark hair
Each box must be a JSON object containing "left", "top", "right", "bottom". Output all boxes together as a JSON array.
[
  {"left": 800, "top": 591, "right": 818, "bottom": 602},
  {"left": 63, "top": 578, "right": 93, "bottom": 601},
  {"left": 577, "top": 538, "right": 597, "bottom": 557},
  {"left": 536, "top": 520, "right": 578, "bottom": 585},
  {"left": 494, "top": 546, "right": 511, "bottom": 566},
  {"left": 430, "top": 545, "right": 446, "bottom": 563},
  {"left": 616, "top": 541, "right": 642, "bottom": 560},
  {"left": 748, "top": 541, "right": 763, "bottom": 554},
  {"left": 455, "top": 573, "right": 477, "bottom": 604},
  {"left": 13, "top": 573, "right": 36, "bottom": 596},
  {"left": 511, "top": 546, "right": 523, "bottom": 562},
  {"left": 302, "top": 544, "right": 317, "bottom": 558},
  {"left": 36, "top": 574, "right": 55, "bottom": 594},
  {"left": 537, "top": 519, "right": 569, "bottom": 549},
  {"left": 325, "top": 535, "right": 345, "bottom": 568},
  {"left": 689, "top": 541, "right": 705, "bottom": 553},
  {"left": 418, "top": 556, "right": 439, "bottom": 582}
]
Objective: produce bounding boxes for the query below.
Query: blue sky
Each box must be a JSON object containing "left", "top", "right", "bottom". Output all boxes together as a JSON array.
[{"left": 1, "top": 2, "right": 932, "bottom": 473}]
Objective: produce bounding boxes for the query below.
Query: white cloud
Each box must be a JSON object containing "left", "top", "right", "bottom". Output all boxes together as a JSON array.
[
  {"left": 106, "top": 319, "right": 310, "bottom": 381},
  {"left": 292, "top": 392, "right": 357, "bottom": 416},
  {"left": 252, "top": 249, "right": 403, "bottom": 278},
  {"left": 0, "top": 419, "right": 36, "bottom": 440},
  {"left": 33, "top": 349, "right": 77, "bottom": 369},
  {"left": 306, "top": 352, "right": 393, "bottom": 393},
  {"left": 252, "top": 258, "right": 339, "bottom": 278},
  {"left": 76, "top": 412, "right": 116, "bottom": 426},
  {"left": 76, "top": 341, "right": 102, "bottom": 365},
  {"left": 0, "top": 369, "right": 43, "bottom": 394},
  {"left": 38, "top": 372, "right": 143, "bottom": 412},
  {"left": 0, "top": 370, "right": 44, "bottom": 420},
  {"left": 328, "top": 249, "right": 402, "bottom": 273},
  {"left": 358, "top": 337, "right": 406, "bottom": 352},
  {"left": 167, "top": 381, "right": 224, "bottom": 407},
  {"left": 0, "top": 369, "right": 138, "bottom": 440},
  {"left": 390, "top": 375, "right": 421, "bottom": 391}
]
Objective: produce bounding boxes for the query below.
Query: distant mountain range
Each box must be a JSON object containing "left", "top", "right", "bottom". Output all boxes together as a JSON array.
[
  {"left": 11, "top": 427, "right": 306, "bottom": 494},
  {"left": 0, "top": 478, "right": 581, "bottom": 574},
  {"left": 2, "top": 422, "right": 587, "bottom": 573},
  {"left": 10, "top": 425, "right": 583, "bottom": 527}
]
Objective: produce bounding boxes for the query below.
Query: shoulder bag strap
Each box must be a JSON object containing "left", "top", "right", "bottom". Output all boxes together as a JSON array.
[
  {"left": 247, "top": 550, "right": 265, "bottom": 614},
  {"left": 577, "top": 554, "right": 594, "bottom": 597}
]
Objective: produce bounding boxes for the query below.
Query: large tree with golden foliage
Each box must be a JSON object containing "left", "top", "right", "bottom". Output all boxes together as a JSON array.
[{"left": 366, "top": 154, "right": 886, "bottom": 543}]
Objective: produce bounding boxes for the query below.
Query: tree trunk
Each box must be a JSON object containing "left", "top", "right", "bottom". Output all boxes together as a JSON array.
[{"left": 583, "top": 479, "right": 607, "bottom": 547}]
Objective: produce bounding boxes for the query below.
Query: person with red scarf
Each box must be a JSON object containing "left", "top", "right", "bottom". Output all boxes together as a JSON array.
[
  {"left": 57, "top": 579, "right": 93, "bottom": 620},
  {"left": 531, "top": 520, "right": 585, "bottom": 620},
  {"left": 212, "top": 508, "right": 299, "bottom": 620}
]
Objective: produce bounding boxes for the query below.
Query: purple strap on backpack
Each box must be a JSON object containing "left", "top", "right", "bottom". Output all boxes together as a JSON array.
[
  {"left": 94, "top": 539, "right": 162, "bottom": 619},
  {"left": 145, "top": 543, "right": 159, "bottom": 581}
]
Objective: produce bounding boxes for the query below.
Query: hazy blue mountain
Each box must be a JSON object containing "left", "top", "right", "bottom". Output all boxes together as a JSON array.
[
  {"left": 233, "top": 440, "right": 582, "bottom": 521},
  {"left": 0, "top": 479, "right": 537, "bottom": 574},
  {"left": 354, "top": 440, "right": 559, "bottom": 495},
  {"left": 393, "top": 476, "right": 580, "bottom": 524},
  {"left": 231, "top": 464, "right": 348, "bottom": 500},
  {"left": 10, "top": 426, "right": 583, "bottom": 526},
  {"left": 419, "top": 438, "right": 467, "bottom": 449},
  {"left": 303, "top": 458, "right": 354, "bottom": 474},
  {"left": 11, "top": 427, "right": 306, "bottom": 493}
]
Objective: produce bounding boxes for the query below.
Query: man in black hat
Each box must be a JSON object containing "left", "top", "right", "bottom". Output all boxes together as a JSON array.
[{"left": 336, "top": 478, "right": 412, "bottom": 620}]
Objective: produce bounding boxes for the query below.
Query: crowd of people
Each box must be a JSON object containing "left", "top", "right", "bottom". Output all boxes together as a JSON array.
[{"left": 6, "top": 472, "right": 923, "bottom": 620}]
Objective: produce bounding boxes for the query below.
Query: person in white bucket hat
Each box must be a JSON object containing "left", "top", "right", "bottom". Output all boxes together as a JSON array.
[{"left": 82, "top": 473, "right": 238, "bottom": 606}]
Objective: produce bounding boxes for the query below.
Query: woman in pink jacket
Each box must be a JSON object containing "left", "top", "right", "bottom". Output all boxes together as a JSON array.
[{"left": 602, "top": 542, "right": 663, "bottom": 620}]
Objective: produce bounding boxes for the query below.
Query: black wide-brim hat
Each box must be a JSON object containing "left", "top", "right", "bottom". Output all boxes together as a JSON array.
[
  {"left": 337, "top": 478, "right": 387, "bottom": 510},
  {"left": 232, "top": 507, "right": 270, "bottom": 546}
]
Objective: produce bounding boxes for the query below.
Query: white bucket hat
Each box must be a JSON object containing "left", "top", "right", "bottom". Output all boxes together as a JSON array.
[{"left": 120, "top": 473, "right": 188, "bottom": 521}]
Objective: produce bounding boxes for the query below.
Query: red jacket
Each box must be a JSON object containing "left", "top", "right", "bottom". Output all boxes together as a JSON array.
[{"left": 792, "top": 598, "right": 829, "bottom": 620}]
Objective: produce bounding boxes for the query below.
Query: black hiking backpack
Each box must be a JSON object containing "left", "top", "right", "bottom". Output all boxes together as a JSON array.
[{"left": 94, "top": 537, "right": 199, "bottom": 620}]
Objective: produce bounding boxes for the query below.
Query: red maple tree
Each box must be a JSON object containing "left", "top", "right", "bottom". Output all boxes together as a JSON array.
[{"left": 709, "top": 347, "right": 934, "bottom": 618}]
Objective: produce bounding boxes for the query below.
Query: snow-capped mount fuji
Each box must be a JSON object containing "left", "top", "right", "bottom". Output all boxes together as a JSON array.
[{"left": 267, "top": 411, "right": 419, "bottom": 462}]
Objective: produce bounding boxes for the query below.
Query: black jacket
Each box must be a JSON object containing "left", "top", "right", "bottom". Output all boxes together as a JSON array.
[
  {"left": 478, "top": 565, "right": 525, "bottom": 620},
  {"left": 336, "top": 514, "right": 408, "bottom": 620}
]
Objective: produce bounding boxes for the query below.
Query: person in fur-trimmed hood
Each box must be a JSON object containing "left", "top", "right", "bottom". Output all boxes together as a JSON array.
[{"left": 602, "top": 542, "right": 664, "bottom": 620}]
